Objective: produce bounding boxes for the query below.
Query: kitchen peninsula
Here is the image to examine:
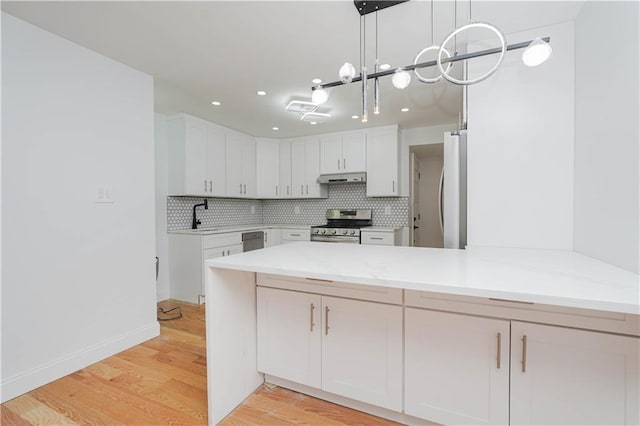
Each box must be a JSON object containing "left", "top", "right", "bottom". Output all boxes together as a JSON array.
[{"left": 205, "top": 242, "right": 639, "bottom": 425}]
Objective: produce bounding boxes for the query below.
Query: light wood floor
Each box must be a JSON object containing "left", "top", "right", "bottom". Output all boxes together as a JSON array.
[{"left": 2, "top": 300, "right": 400, "bottom": 426}]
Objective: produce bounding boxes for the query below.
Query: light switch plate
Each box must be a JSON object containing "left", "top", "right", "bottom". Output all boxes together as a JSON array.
[{"left": 95, "top": 185, "right": 114, "bottom": 203}]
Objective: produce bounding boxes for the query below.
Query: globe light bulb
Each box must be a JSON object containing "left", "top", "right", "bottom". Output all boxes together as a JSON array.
[
  {"left": 311, "top": 88, "right": 329, "bottom": 105},
  {"left": 522, "top": 37, "right": 552, "bottom": 67},
  {"left": 339, "top": 62, "right": 357, "bottom": 84},
  {"left": 392, "top": 69, "right": 411, "bottom": 89}
]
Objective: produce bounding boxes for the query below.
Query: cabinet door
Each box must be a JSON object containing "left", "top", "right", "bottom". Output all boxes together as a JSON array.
[
  {"left": 242, "top": 136, "right": 256, "bottom": 198},
  {"left": 279, "top": 141, "right": 292, "bottom": 198},
  {"left": 225, "top": 132, "right": 244, "bottom": 197},
  {"left": 405, "top": 308, "right": 510, "bottom": 425},
  {"left": 256, "top": 140, "right": 280, "bottom": 198},
  {"left": 511, "top": 322, "right": 639, "bottom": 425},
  {"left": 264, "top": 228, "right": 282, "bottom": 247},
  {"left": 257, "top": 287, "right": 322, "bottom": 388},
  {"left": 341, "top": 131, "right": 366, "bottom": 172},
  {"left": 366, "top": 126, "right": 399, "bottom": 196},
  {"left": 291, "top": 139, "right": 306, "bottom": 198},
  {"left": 321, "top": 296, "right": 402, "bottom": 411},
  {"left": 207, "top": 123, "right": 226, "bottom": 196},
  {"left": 319, "top": 135, "right": 342, "bottom": 174},
  {"left": 184, "top": 117, "right": 209, "bottom": 196},
  {"left": 304, "top": 138, "right": 323, "bottom": 198}
]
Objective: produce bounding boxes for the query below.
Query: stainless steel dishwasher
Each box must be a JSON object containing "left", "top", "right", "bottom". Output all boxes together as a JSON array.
[{"left": 242, "top": 231, "right": 264, "bottom": 252}]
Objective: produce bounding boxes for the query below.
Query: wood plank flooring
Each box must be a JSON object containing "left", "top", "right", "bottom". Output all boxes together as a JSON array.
[{"left": 2, "top": 300, "right": 400, "bottom": 426}]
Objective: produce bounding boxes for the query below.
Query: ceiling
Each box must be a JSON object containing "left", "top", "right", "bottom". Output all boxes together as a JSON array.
[{"left": 1, "top": 1, "right": 584, "bottom": 138}]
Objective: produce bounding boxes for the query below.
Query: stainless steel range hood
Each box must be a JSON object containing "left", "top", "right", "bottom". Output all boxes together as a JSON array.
[{"left": 317, "top": 172, "right": 366, "bottom": 184}]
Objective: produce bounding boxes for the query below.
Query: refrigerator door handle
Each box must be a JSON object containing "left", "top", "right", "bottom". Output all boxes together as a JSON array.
[{"left": 438, "top": 165, "right": 444, "bottom": 237}]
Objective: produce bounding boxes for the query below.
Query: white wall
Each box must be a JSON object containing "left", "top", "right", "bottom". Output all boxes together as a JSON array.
[
  {"left": 467, "top": 21, "right": 575, "bottom": 250},
  {"left": 1, "top": 13, "right": 159, "bottom": 401},
  {"left": 155, "top": 114, "right": 171, "bottom": 300},
  {"left": 573, "top": 1, "right": 639, "bottom": 273}
]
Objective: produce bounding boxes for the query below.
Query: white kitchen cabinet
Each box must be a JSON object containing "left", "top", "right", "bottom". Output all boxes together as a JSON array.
[
  {"left": 167, "top": 114, "right": 227, "bottom": 196},
  {"left": 510, "top": 321, "right": 639, "bottom": 425},
  {"left": 281, "top": 229, "right": 310, "bottom": 243},
  {"left": 263, "top": 228, "right": 281, "bottom": 247},
  {"left": 291, "top": 138, "right": 327, "bottom": 198},
  {"left": 321, "top": 296, "right": 403, "bottom": 412},
  {"left": 257, "top": 287, "right": 322, "bottom": 388},
  {"left": 169, "top": 232, "right": 243, "bottom": 304},
  {"left": 226, "top": 130, "right": 256, "bottom": 198},
  {"left": 279, "top": 141, "right": 292, "bottom": 198},
  {"left": 360, "top": 229, "right": 402, "bottom": 246},
  {"left": 320, "top": 131, "right": 366, "bottom": 174},
  {"left": 256, "top": 139, "right": 280, "bottom": 198},
  {"left": 366, "top": 125, "right": 399, "bottom": 196},
  {"left": 405, "top": 308, "right": 510, "bottom": 425}
]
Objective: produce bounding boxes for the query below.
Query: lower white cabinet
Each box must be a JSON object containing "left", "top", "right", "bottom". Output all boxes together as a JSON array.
[
  {"left": 321, "top": 296, "right": 403, "bottom": 411},
  {"left": 263, "top": 228, "right": 281, "bottom": 247},
  {"left": 405, "top": 308, "right": 510, "bottom": 425},
  {"left": 281, "top": 229, "right": 310, "bottom": 244},
  {"left": 510, "top": 321, "right": 639, "bottom": 425},
  {"left": 360, "top": 229, "right": 401, "bottom": 246},
  {"left": 256, "top": 287, "right": 403, "bottom": 412}
]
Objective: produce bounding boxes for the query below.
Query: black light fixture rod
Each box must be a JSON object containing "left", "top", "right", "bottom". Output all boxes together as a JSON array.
[{"left": 313, "top": 36, "right": 550, "bottom": 90}]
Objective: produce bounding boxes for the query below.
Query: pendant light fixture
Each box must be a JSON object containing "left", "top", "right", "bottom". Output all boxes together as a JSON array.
[
  {"left": 373, "top": 11, "right": 380, "bottom": 115},
  {"left": 413, "top": 0, "right": 451, "bottom": 84},
  {"left": 361, "top": 12, "right": 368, "bottom": 123},
  {"left": 522, "top": 37, "right": 553, "bottom": 67}
]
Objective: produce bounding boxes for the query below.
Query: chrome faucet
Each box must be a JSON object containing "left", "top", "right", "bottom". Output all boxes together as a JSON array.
[{"left": 192, "top": 199, "right": 209, "bottom": 229}]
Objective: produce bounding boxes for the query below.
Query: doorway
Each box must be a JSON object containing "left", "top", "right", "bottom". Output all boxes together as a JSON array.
[{"left": 410, "top": 144, "right": 444, "bottom": 248}]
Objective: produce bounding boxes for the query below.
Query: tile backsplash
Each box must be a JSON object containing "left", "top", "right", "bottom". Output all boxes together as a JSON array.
[{"left": 167, "top": 183, "right": 408, "bottom": 230}]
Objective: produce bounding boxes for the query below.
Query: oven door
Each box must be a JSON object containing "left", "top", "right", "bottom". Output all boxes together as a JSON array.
[{"left": 310, "top": 235, "right": 360, "bottom": 244}]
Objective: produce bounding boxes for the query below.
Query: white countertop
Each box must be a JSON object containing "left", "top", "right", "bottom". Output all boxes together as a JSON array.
[
  {"left": 168, "top": 223, "right": 315, "bottom": 235},
  {"left": 207, "top": 242, "right": 640, "bottom": 315}
]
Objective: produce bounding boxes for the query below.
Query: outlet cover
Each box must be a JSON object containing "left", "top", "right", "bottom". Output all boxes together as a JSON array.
[
  {"left": 294, "top": 206, "right": 300, "bottom": 214},
  {"left": 95, "top": 185, "right": 114, "bottom": 203}
]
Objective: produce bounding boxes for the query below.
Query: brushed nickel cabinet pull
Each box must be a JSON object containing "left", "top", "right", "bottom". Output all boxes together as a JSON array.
[
  {"left": 290, "top": 233, "right": 301, "bottom": 237},
  {"left": 370, "top": 237, "right": 384, "bottom": 240},
  {"left": 489, "top": 298, "right": 534, "bottom": 305},
  {"left": 392, "top": 180, "right": 395, "bottom": 192},
  {"left": 310, "top": 303, "right": 315, "bottom": 332},
  {"left": 239, "top": 183, "right": 242, "bottom": 194},
  {"left": 287, "top": 185, "right": 290, "bottom": 195},
  {"left": 325, "top": 306, "right": 330, "bottom": 335},
  {"left": 496, "top": 332, "right": 502, "bottom": 369},
  {"left": 306, "top": 184, "right": 309, "bottom": 194},
  {"left": 204, "top": 180, "right": 208, "bottom": 192},
  {"left": 222, "top": 250, "right": 225, "bottom": 256},
  {"left": 337, "top": 159, "right": 340, "bottom": 170},
  {"left": 243, "top": 184, "right": 246, "bottom": 194},
  {"left": 301, "top": 185, "right": 304, "bottom": 195},
  {"left": 209, "top": 180, "right": 213, "bottom": 192},
  {"left": 276, "top": 185, "right": 278, "bottom": 196},
  {"left": 343, "top": 158, "right": 346, "bottom": 169},
  {"left": 522, "top": 335, "right": 528, "bottom": 373},
  {"left": 305, "top": 277, "right": 334, "bottom": 283}
]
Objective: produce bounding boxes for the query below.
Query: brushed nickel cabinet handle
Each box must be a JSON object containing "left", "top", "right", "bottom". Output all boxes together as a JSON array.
[
  {"left": 325, "top": 306, "right": 330, "bottom": 335},
  {"left": 370, "top": 237, "right": 384, "bottom": 240},
  {"left": 310, "top": 303, "right": 315, "bottom": 332},
  {"left": 392, "top": 180, "right": 395, "bottom": 192},
  {"left": 276, "top": 185, "right": 278, "bottom": 196},
  {"left": 287, "top": 185, "right": 290, "bottom": 195},
  {"left": 290, "top": 233, "right": 301, "bottom": 237},
  {"left": 337, "top": 159, "right": 340, "bottom": 170},
  {"left": 222, "top": 250, "right": 225, "bottom": 256},
  {"left": 204, "top": 180, "right": 208, "bottom": 192},
  {"left": 243, "top": 184, "right": 246, "bottom": 194},
  {"left": 301, "top": 185, "right": 304, "bottom": 195},
  {"left": 305, "top": 277, "right": 334, "bottom": 283},
  {"left": 497, "top": 332, "right": 502, "bottom": 369},
  {"left": 239, "top": 183, "right": 242, "bottom": 194},
  {"left": 209, "top": 180, "right": 213, "bottom": 192},
  {"left": 522, "top": 335, "right": 528, "bottom": 373},
  {"left": 343, "top": 158, "right": 346, "bottom": 169}
]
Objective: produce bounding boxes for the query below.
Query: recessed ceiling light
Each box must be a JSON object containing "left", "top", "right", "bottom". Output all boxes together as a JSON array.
[
  {"left": 351, "top": 115, "right": 359, "bottom": 119},
  {"left": 257, "top": 91, "right": 266, "bottom": 96},
  {"left": 312, "top": 78, "right": 322, "bottom": 84},
  {"left": 272, "top": 127, "right": 279, "bottom": 131},
  {"left": 211, "top": 101, "right": 221, "bottom": 106},
  {"left": 401, "top": 107, "right": 410, "bottom": 112},
  {"left": 310, "top": 122, "right": 317, "bottom": 125},
  {"left": 379, "top": 64, "right": 391, "bottom": 70}
]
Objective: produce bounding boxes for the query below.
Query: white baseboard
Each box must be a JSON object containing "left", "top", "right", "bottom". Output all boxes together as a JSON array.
[
  {"left": 1, "top": 321, "right": 160, "bottom": 403},
  {"left": 264, "top": 375, "right": 438, "bottom": 426}
]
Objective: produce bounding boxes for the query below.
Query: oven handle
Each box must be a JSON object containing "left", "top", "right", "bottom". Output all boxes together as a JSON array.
[{"left": 311, "top": 236, "right": 360, "bottom": 243}]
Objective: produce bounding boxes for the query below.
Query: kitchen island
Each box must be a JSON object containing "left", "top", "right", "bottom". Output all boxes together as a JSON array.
[{"left": 205, "top": 242, "right": 639, "bottom": 425}]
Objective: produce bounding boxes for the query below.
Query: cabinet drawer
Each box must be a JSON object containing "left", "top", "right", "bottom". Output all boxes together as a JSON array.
[
  {"left": 204, "top": 243, "right": 243, "bottom": 259},
  {"left": 203, "top": 232, "right": 242, "bottom": 249},
  {"left": 361, "top": 232, "right": 394, "bottom": 245},
  {"left": 281, "top": 229, "right": 310, "bottom": 241},
  {"left": 257, "top": 273, "right": 402, "bottom": 305}
]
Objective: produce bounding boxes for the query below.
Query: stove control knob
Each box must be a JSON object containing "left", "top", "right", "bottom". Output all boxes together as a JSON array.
[
  {"left": 350, "top": 230, "right": 356, "bottom": 235},
  {"left": 320, "top": 229, "right": 326, "bottom": 234},
  {"left": 342, "top": 230, "right": 348, "bottom": 235},
  {"left": 330, "top": 230, "right": 337, "bottom": 235}
]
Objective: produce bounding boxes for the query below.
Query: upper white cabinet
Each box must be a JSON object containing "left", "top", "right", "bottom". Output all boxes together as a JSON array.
[
  {"left": 320, "top": 131, "right": 366, "bottom": 174},
  {"left": 256, "top": 139, "right": 280, "bottom": 198},
  {"left": 279, "top": 141, "right": 292, "bottom": 198},
  {"left": 366, "top": 125, "right": 399, "bottom": 196},
  {"left": 510, "top": 321, "right": 639, "bottom": 425},
  {"left": 291, "top": 138, "right": 327, "bottom": 198},
  {"left": 226, "top": 130, "right": 256, "bottom": 198},
  {"left": 167, "top": 114, "right": 227, "bottom": 196},
  {"left": 405, "top": 308, "right": 510, "bottom": 425}
]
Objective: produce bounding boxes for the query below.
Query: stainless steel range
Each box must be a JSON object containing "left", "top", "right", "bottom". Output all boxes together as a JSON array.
[{"left": 311, "top": 209, "right": 372, "bottom": 243}]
